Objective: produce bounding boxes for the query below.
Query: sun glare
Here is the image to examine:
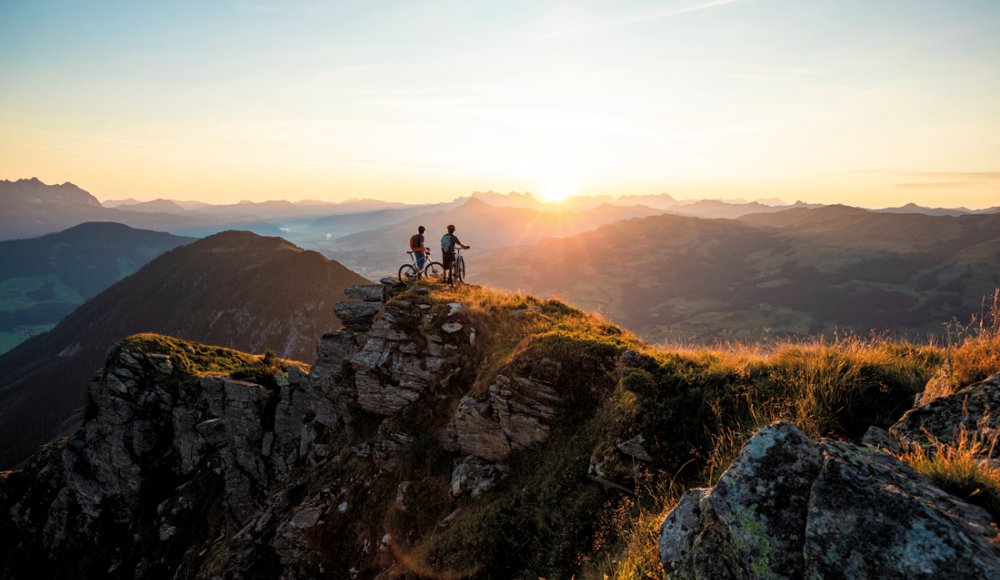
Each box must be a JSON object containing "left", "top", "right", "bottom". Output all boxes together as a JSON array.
[{"left": 540, "top": 182, "right": 574, "bottom": 203}]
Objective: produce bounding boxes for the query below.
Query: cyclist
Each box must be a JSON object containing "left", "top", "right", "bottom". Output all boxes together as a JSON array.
[
  {"left": 409, "top": 226, "right": 428, "bottom": 278},
  {"left": 441, "top": 224, "right": 470, "bottom": 284}
]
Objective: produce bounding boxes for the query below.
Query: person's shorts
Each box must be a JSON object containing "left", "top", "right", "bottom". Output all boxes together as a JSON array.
[
  {"left": 442, "top": 251, "right": 456, "bottom": 270},
  {"left": 415, "top": 252, "right": 425, "bottom": 269}
]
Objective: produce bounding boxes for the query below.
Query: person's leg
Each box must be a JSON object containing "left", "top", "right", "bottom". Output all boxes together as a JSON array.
[
  {"left": 442, "top": 252, "right": 454, "bottom": 282},
  {"left": 416, "top": 252, "right": 425, "bottom": 278}
]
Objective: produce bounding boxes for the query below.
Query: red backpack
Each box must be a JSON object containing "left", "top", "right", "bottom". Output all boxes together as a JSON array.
[{"left": 409, "top": 234, "right": 423, "bottom": 251}]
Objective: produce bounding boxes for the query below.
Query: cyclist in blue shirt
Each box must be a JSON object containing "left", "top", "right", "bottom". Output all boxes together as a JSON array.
[
  {"left": 441, "top": 224, "right": 469, "bottom": 284},
  {"left": 409, "top": 226, "right": 428, "bottom": 277}
]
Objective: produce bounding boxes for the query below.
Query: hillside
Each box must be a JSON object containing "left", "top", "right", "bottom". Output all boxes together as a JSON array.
[
  {"left": 471, "top": 207, "right": 1000, "bottom": 342},
  {"left": 0, "top": 231, "right": 369, "bottom": 469},
  {"left": 0, "top": 222, "right": 195, "bottom": 353},
  {"left": 0, "top": 178, "right": 282, "bottom": 240},
  {"left": 1, "top": 279, "right": 997, "bottom": 579}
]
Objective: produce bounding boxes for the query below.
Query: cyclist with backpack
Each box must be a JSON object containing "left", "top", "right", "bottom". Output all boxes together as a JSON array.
[
  {"left": 409, "top": 226, "right": 428, "bottom": 278},
  {"left": 441, "top": 225, "right": 470, "bottom": 284}
]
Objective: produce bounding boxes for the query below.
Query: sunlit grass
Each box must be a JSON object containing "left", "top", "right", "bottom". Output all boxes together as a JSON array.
[{"left": 899, "top": 417, "right": 1000, "bottom": 523}]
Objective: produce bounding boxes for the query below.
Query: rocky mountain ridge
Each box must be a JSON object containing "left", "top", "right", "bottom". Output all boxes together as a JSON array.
[{"left": 2, "top": 280, "right": 998, "bottom": 579}]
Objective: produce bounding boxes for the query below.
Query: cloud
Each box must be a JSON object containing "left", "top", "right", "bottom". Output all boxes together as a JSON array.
[{"left": 543, "top": 0, "right": 747, "bottom": 39}]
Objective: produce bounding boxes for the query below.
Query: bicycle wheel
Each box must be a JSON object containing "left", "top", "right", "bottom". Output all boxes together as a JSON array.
[
  {"left": 398, "top": 264, "right": 418, "bottom": 284},
  {"left": 449, "top": 264, "right": 459, "bottom": 288},
  {"left": 458, "top": 256, "right": 466, "bottom": 283},
  {"left": 424, "top": 261, "right": 444, "bottom": 279}
]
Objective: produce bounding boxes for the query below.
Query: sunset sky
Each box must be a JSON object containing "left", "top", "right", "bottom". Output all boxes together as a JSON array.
[{"left": 2, "top": 0, "right": 998, "bottom": 207}]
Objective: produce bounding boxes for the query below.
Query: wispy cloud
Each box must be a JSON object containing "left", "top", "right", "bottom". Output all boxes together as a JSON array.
[{"left": 543, "top": 0, "right": 747, "bottom": 39}]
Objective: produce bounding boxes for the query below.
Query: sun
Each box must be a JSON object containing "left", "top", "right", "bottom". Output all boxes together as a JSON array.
[{"left": 539, "top": 182, "right": 574, "bottom": 203}]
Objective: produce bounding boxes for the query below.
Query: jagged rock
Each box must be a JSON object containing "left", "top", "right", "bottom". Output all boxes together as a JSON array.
[
  {"left": 379, "top": 277, "right": 398, "bottom": 285},
  {"left": 334, "top": 301, "right": 385, "bottom": 332},
  {"left": 443, "top": 373, "right": 562, "bottom": 462},
  {"left": 890, "top": 372, "right": 1000, "bottom": 459},
  {"left": 618, "top": 434, "right": 653, "bottom": 462},
  {"left": 447, "top": 303, "right": 467, "bottom": 315},
  {"left": 658, "top": 421, "right": 1000, "bottom": 579},
  {"left": 450, "top": 456, "right": 505, "bottom": 497},
  {"left": 861, "top": 425, "right": 902, "bottom": 454},
  {"left": 345, "top": 284, "right": 389, "bottom": 302}
]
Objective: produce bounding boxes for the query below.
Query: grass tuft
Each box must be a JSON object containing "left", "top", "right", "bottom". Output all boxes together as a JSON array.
[{"left": 899, "top": 417, "right": 1000, "bottom": 523}]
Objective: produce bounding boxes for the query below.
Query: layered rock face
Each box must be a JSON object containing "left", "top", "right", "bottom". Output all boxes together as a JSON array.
[
  {"left": 0, "top": 282, "right": 571, "bottom": 579},
  {"left": 658, "top": 421, "right": 1000, "bottom": 579}
]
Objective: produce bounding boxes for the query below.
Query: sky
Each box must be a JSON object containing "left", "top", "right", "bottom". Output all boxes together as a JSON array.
[{"left": 1, "top": 0, "right": 998, "bottom": 207}]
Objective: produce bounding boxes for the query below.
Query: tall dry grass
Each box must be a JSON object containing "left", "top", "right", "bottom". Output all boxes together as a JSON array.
[{"left": 899, "top": 416, "right": 1000, "bottom": 522}]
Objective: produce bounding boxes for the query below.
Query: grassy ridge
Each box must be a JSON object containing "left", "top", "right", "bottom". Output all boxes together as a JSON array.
[
  {"left": 586, "top": 289, "right": 1000, "bottom": 580},
  {"left": 293, "top": 281, "right": 1000, "bottom": 579}
]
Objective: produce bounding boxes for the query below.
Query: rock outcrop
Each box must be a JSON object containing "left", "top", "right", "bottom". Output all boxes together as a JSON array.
[
  {"left": 0, "top": 280, "right": 576, "bottom": 579},
  {"left": 658, "top": 421, "right": 1000, "bottom": 579},
  {"left": 890, "top": 372, "right": 1000, "bottom": 459}
]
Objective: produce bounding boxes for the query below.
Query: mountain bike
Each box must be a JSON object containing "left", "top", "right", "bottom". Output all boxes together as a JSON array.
[
  {"left": 445, "top": 247, "right": 468, "bottom": 288},
  {"left": 398, "top": 251, "right": 443, "bottom": 283}
]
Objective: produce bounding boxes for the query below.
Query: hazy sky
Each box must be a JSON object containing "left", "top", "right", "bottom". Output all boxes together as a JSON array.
[{"left": 2, "top": 0, "right": 998, "bottom": 207}]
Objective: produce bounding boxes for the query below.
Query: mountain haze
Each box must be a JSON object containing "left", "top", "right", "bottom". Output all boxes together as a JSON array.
[
  {"left": 0, "top": 178, "right": 282, "bottom": 241},
  {"left": 0, "top": 231, "right": 369, "bottom": 469},
  {"left": 334, "top": 197, "right": 668, "bottom": 250}
]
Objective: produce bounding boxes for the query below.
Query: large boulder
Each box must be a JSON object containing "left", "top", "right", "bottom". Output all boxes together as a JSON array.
[
  {"left": 658, "top": 421, "right": 1000, "bottom": 579},
  {"left": 890, "top": 372, "right": 1000, "bottom": 458}
]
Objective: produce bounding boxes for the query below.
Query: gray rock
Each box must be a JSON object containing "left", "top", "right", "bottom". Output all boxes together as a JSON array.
[
  {"left": 344, "top": 284, "right": 388, "bottom": 302},
  {"left": 443, "top": 374, "right": 562, "bottom": 462},
  {"left": 334, "top": 301, "right": 385, "bottom": 331},
  {"left": 441, "top": 322, "right": 463, "bottom": 333},
  {"left": 447, "top": 303, "right": 467, "bottom": 316},
  {"left": 658, "top": 488, "right": 711, "bottom": 575},
  {"left": 618, "top": 434, "right": 653, "bottom": 462},
  {"left": 890, "top": 372, "right": 1000, "bottom": 459},
  {"left": 862, "top": 425, "right": 902, "bottom": 454},
  {"left": 620, "top": 349, "right": 656, "bottom": 369},
  {"left": 450, "top": 456, "right": 505, "bottom": 497},
  {"left": 658, "top": 421, "right": 1000, "bottom": 580}
]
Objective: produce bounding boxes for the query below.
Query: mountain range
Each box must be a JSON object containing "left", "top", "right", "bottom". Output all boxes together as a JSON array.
[
  {"left": 0, "top": 222, "right": 195, "bottom": 354},
  {"left": 0, "top": 231, "right": 369, "bottom": 469},
  {"left": 472, "top": 206, "right": 1000, "bottom": 342},
  {"left": 0, "top": 178, "right": 281, "bottom": 241}
]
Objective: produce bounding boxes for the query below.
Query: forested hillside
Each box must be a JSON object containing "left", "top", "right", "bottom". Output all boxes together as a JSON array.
[{"left": 0, "top": 222, "right": 195, "bottom": 353}]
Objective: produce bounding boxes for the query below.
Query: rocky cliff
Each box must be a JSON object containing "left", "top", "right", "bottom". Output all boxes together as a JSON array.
[
  {"left": 2, "top": 280, "right": 998, "bottom": 580},
  {"left": 0, "top": 281, "right": 641, "bottom": 579}
]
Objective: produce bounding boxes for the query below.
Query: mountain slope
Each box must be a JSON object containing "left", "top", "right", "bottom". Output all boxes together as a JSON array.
[
  {"left": 472, "top": 207, "right": 1000, "bottom": 341},
  {"left": 0, "top": 222, "right": 195, "bottom": 353},
  {"left": 0, "top": 231, "right": 369, "bottom": 468}
]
